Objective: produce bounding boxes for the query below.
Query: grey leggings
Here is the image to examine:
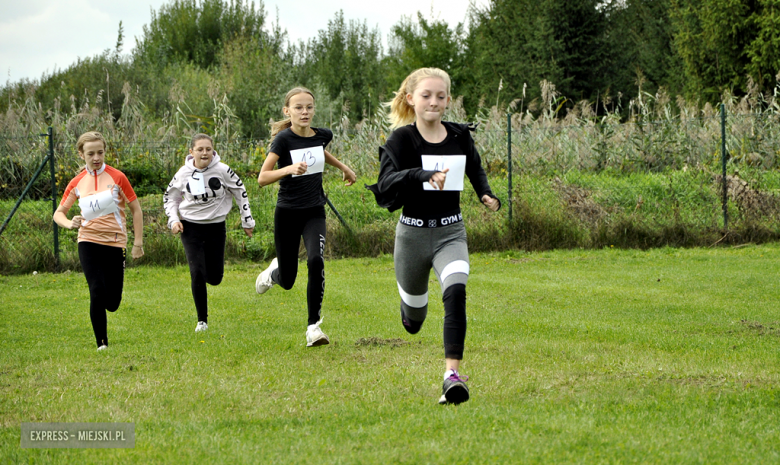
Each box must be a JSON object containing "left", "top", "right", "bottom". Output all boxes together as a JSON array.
[{"left": 395, "top": 221, "right": 469, "bottom": 359}]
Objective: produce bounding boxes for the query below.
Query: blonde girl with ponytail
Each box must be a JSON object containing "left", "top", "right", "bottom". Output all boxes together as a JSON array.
[
  {"left": 367, "top": 67, "right": 501, "bottom": 405},
  {"left": 255, "top": 87, "right": 356, "bottom": 348}
]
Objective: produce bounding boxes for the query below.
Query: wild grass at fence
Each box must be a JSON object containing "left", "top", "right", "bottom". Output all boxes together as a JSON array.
[
  {"left": 4, "top": 170, "right": 780, "bottom": 274},
  {"left": 2, "top": 246, "right": 780, "bottom": 463},
  {"left": 3, "top": 77, "right": 780, "bottom": 202}
]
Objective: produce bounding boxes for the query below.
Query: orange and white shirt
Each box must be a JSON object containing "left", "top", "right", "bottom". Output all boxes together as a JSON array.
[{"left": 59, "top": 163, "right": 137, "bottom": 248}]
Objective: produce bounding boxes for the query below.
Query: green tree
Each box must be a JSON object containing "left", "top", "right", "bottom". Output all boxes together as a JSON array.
[
  {"left": 220, "top": 34, "right": 290, "bottom": 138},
  {"left": 605, "top": 0, "right": 683, "bottom": 108},
  {"left": 462, "top": 0, "right": 610, "bottom": 114},
  {"left": 295, "top": 11, "right": 386, "bottom": 122},
  {"left": 3, "top": 26, "right": 132, "bottom": 124},
  {"left": 384, "top": 13, "right": 465, "bottom": 93},
  {"left": 669, "top": 0, "right": 757, "bottom": 100},
  {"left": 134, "top": 0, "right": 268, "bottom": 70},
  {"left": 745, "top": 0, "right": 780, "bottom": 91}
]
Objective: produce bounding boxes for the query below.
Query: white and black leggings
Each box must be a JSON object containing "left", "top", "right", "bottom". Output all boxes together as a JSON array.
[
  {"left": 272, "top": 206, "right": 326, "bottom": 326},
  {"left": 395, "top": 219, "right": 469, "bottom": 360}
]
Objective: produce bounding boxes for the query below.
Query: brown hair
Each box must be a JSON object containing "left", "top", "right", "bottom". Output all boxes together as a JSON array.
[
  {"left": 76, "top": 131, "right": 107, "bottom": 153},
  {"left": 385, "top": 68, "right": 451, "bottom": 129},
  {"left": 190, "top": 133, "right": 213, "bottom": 149},
  {"left": 269, "top": 87, "right": 315, "bottom": 141}
]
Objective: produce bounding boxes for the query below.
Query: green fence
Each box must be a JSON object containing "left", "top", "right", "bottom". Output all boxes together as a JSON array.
[{"left": 2, "top": 107, "right": 780, "bottom": 274}]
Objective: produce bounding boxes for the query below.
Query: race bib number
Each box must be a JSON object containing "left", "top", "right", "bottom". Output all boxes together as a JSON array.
[
  {"left": 78, "top": 190, "right": 119, "bottom": 221},
  {"left": 422, "top": 155, "right": 466, "bottom": 191},
  {"left": 189, "top": 172, "right": 206, "bottom": 195},
  {"left": 290, "top": 146, "right": 325, "bottom": 177}
]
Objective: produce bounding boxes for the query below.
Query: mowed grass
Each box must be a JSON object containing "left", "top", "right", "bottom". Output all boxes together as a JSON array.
[{"left": 2, "top": 245, "right": 780, "bottom": 463}]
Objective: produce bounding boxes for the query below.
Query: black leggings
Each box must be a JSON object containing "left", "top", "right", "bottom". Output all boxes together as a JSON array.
[
  {"left": 180, "top": 220, "right": 226, "bottom": 323},
  {"left": 272, "top": 206, "right": 326, "bottom": 326},
  {"left": 78, "top": 242, "right": 125, "bottom": 347}
]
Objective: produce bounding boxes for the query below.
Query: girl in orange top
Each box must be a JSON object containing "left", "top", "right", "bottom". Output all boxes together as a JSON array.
[{"left": 53, "top": 131, "right": 144, "bottom": 351}]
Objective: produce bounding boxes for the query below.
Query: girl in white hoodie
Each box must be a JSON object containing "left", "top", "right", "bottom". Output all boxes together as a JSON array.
[{"left": 164, "top": 134, "right": 255, "bottom": 332}]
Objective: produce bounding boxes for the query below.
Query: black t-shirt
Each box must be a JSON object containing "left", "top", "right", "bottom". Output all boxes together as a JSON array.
[
  {"left": 269, "top": 127, "right": 333, "bottom": 209},
  {"left": 399, "top": 125, "right": 463, "bottom": 217}
]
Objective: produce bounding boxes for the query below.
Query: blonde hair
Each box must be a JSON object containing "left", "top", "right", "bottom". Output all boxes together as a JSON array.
[
  {"left": 190, "top": 133, "right": 213, "bottom": 149},
  {"left": 76, "top": 131, "right": 106, "bottom": 153},
  {"left": 386, "top": 67, "right": 451, "bottom": 129},
  {"left": 270, "top": 87, "right": 316, "bottom": 141}
]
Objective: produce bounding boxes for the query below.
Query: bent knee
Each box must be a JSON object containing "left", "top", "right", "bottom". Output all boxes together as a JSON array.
[
  {"left": 105, "top": 297, "right": 123, "bottom": 312},
  {"left": 307, "top": 256, "right": 324, "bottom": 272},
  {"left": 440, "top": 260, "right": 469, "bottom": 289}
]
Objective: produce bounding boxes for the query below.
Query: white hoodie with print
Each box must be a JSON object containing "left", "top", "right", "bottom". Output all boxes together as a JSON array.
[{"left": 163, "top": 152, "right": 255, "bottom": 230}]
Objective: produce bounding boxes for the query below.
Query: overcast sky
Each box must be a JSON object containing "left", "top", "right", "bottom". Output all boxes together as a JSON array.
[{"left": 0, "top": 0, "right": 486, "bottom": 84}]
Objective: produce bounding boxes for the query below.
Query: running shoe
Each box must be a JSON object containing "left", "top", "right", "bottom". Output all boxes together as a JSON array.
[
  {"left": 438, "top": 370, "right": 470, "bottom": 405},
  {"left": 305, "top": 318, "right": 330, "bottom": 347},
  {"left": 195, "top": 321, "right": 208, "bottom": 332},
  {"left": 97, "top": 345, "right": 108, "bottom": 351},
  {"left": 255, "top": 258, "right": 278, "bottom": 294}
]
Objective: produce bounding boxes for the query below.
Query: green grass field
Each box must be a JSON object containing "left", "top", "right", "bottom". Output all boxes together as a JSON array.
[{"left": 2, "top": 245, "right": 780, "bottom": 463}]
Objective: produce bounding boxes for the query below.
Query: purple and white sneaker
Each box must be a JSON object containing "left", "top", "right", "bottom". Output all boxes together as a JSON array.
[{"left": 438, "top": 370, "right": 470, "bottom": 405}]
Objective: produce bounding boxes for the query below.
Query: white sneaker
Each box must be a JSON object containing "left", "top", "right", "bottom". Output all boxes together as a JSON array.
[
  {"left": 195, "top": 321, "right": 208, "bottom": 332},
  {"left": 255, "top": 258, "right": 278, "bottom": 294},
  {"left": 97, "top": 345, "right": 108, "bottom": 351},
  {"left": 305, "top": 318, "right": 330, "bottom": 347}
]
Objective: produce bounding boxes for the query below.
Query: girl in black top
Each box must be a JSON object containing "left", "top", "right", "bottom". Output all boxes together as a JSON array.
[
  {"left": 367, "top": 68, "right": 500, "bottom": 404},
  {"left": 256, "top": 87, "right": 356, "bottom": 347}
]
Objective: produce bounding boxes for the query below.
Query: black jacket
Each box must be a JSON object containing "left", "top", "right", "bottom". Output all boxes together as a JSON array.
[{"left": 366, "top": 121, "right": 500, "bottom": 212}]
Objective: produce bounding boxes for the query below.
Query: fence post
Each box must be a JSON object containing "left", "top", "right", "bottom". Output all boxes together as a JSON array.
[
  {"left": 47, "top": 127, "right": 59, "bottom": 270},
  {"left": 507, "top": 113, "right": 512, "bottom": 224},
  {"left": 720, "top": 104, "right": 728, "bottom": 231},
  {"left": 0, "top": 150, "right": 52, "bottom": 237},
  {"left": 325, "top": 195, "right": 352, "bottom": 234}
]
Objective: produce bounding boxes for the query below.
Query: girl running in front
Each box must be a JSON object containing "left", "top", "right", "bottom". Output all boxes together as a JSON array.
[
  {"left": 366, "top": 68, "right": 501, "bottom": 404},
  {"left": 53, "top": 131, "right": 145, "bottom": 351},
  {"left": 255, "top": 87, "right": 356, "bottom": 347},
  {"left": 163, "top": 133, "right": 255, "bottom": 332}
]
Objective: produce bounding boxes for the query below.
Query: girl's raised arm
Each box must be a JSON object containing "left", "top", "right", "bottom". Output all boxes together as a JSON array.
[{"left": 53, "top": 205, "right": 82, "bottom": 230}]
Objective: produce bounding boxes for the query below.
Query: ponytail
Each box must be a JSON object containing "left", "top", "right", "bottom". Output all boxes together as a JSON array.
[
  {"left": 386, "top": 75, "right": 417, "bottom": 129},
  {"left": 270, "top": 118, "right": 292, "bottom": 140},
  {"left": 385, "top": 67, "right": 452, "bottom": 130}
]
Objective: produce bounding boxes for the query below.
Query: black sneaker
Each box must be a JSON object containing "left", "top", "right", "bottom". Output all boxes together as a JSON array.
[
  {"left": 438, "top": 371, "right": 470, "bottom": 405},
  {"left": 400, "top": 306, "right": 423, "bottom": 334}
]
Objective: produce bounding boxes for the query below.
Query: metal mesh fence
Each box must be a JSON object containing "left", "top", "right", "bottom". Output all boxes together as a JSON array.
[
  {"left": 1, "top": 133, "right": 58, "bottom": 273},
  {"left": 2, "top": 110, "right": 780, "bottom": 274}
]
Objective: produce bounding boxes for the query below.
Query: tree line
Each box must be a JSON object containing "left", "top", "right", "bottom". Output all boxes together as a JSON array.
[{"left": 2, "top": 0, "right": 778, "bottom": 139}]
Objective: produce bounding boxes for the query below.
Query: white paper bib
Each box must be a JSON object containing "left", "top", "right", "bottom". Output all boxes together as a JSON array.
[
  {"left": 189, "top": 172, "right": 206, "bottom": 195},
  {"left": 78, "top": 189, "right": 119, "bottom": 221},
  {"left": 290, "top": 146, "right": 325, "bottom": 177},
  {"left": 421, "top": 155, "right": 466, "bottom": 191}
]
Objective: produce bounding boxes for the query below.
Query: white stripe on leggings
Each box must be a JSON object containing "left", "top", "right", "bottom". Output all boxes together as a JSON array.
[
  {"left": 397, "top": 282, "right": 428, "bottom": 308},
  {"left": 440, "top": 260, "right": 470, "bottom": 283}
]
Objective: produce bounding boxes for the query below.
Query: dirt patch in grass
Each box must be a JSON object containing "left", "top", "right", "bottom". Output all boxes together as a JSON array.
[
  {"left": 658, "top": 374, "right": 765, "bottom": 388},
  {"left": 739, "top": 319, "right": 780, "bottom": 337},
  {"left": 354, "top": 337, "right": 410, "bottom": 348}
]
